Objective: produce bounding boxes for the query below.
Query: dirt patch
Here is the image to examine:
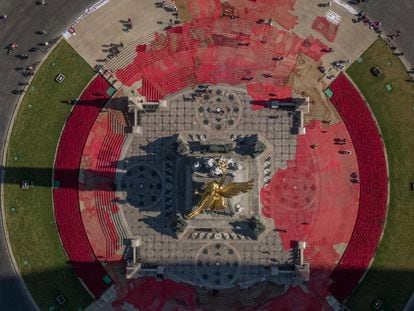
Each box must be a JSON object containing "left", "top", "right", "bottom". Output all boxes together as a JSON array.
[
  {"left": 174, "top": 0, "right": 193, "bottom": 23},
  {"left": 292, "top": 54, "right": 340, "bottom": 124}
]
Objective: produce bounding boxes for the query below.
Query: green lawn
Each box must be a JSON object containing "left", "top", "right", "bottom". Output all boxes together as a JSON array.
[
  {"left": 346, "top": 39, "right": 414, "bottom": 310},
  {"left": 4, "top": 41, "right": 95, "bottom": 310}
]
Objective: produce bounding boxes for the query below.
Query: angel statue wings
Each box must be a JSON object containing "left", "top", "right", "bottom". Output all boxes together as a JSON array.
[{"left": 187, "top": 164, "right": 254, "bottom": 219}]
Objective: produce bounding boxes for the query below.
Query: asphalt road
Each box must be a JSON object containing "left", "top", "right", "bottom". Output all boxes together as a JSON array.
[
  {"left": 354, "top": 0, "right": 414, "bottom": 67},
  {"left": 0, "top": 0, "right": 413, "bottom": 310},
  {"left": 0, "top": 1, "right": 96, "bottom": 310}
]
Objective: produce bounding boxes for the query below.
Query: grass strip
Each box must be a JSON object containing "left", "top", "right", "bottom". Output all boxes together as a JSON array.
[{"left": 4, "top": 40, "right": 95, "bottom": 310}]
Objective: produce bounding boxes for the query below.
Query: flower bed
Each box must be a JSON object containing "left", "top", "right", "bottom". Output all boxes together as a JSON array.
[
  {"left": 53, "top": 75, "right": 111, "bottom": 298},
  {"left": 328, "top": 73, "right": 388, "bottom": 301}
]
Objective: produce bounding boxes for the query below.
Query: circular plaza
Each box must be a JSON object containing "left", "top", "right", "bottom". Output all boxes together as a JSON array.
[{"left": 1, "top": 0, "right": 413, "bottom": 310}]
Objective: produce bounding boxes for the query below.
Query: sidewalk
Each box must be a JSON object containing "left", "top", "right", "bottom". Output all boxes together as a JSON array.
[
  {"left": 293, "top": 0, "right": 377, "bottom": 79},
  {"left": 67, "top": 0, "right": 175, "bottom": 66}
]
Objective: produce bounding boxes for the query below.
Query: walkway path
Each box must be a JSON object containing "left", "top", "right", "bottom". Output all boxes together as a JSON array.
[
  {"left": 67, "top": 0, "right": 175, "bottom": 66},
  {"left": 293, "top": 0, "right": 376, "bottom": 73}
]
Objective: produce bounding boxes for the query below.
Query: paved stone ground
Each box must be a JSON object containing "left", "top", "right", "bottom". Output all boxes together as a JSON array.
[
  {"left": 0, "top": 0, "right": 408, "bottom": 309},
  {"left": 294, "top": 0, "right": 377, "bottom": 77},
  {"left": 66, "top": 0, "right": 379, "bottom": 83},
  {"left": 355, "top": 0, "right": 414, "bottom": 67},
  {"left": 116, "top": 85, "right": 300, "bottom": 289},
  {"left": 292, "top": 55, "right": 341, "bottom": 124},
  {"left": 124, "top": 85, "right": 297, "bottom": 173},
  {"left": 67, "top": 0, "right": 177, "bottom": 66}
]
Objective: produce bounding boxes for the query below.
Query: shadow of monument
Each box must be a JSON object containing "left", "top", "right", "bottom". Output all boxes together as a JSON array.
[
  {"left": 2, "top": 140, "right": 412, "bottom": 309},
  {"left": 1, "top": 258, "right": 412, "bottom": 311}
]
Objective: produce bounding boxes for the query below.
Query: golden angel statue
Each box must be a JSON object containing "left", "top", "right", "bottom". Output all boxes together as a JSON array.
[{"left": 187, "top": 162, "right": 254, "bottom": 219}]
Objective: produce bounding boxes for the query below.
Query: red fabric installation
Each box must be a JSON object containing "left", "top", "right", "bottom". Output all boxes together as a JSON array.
[
  {"left": 311, "top": 16, "right": 339, "bottom": 43},
  {"left": 260, "top": 119, "right": 360, "bottom": 307},
  {"left": 114, "top": 18, "right": 327, "bottom": 99},
  {"left": 299, "top": 35, "right": 329, "bottom": 61},
  {"left": 80, "top": 112, "right": 126, "bottom": 261},
  {"left": 225, "top": 0, "right": 298, "bottom": 30},
  {"left": 328, "top": 73, "right": 388, "bottom": 301},
  {"left": 136, "top": 44, "right": 147, "bottom": 52},
  {"left": 256, "top": 286, "right": 324, "bottom": 311},
  {"left": 139, "top": 79, "right": 163, "bottom": 102},
  {"left": 112, "top": 278, "right": 198, "bottom": 310},
  {"left": 188, "top": 0, "right": 222, "bottom": 20},
  {"left": 247, "top": 82, "right": 293, "bottom": 110},
  {"left": 53, "top": 75, "right": 111, "bottom": 298}
]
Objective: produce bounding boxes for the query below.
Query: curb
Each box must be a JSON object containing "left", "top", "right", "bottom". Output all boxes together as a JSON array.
[{"left": 0, "top": 37, "right": 63, "bottom": 311}]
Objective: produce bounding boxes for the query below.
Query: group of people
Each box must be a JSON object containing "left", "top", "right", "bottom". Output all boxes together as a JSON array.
[
  {"left": 317, "top": 61, "right": 348, "bottom": 79},
  {"left": 350, "top": 172, "right": 359, "bottom": 184},
  {"left": 2, "top": 1, "right": 51, "bottom": 97},
  {"left": 355, "top": 12, "right": 382, "bottom": 32},
  {"left": 355, "top": 11, "right": 405, "bottom": 59},
  {"left": 332, "top": 59, "right": 350, "bottom": 70},
  {"left": 107, "top": 42, "right": 124, "bottom": 59},
  {"left": 334, "top": 138, "right": 352, "bottom": 155},
  {"left": 387, "top": 30, "right": 401, "bottom": 40},
  {"left": 23, "top": 64, "right": 37, "bottom": 77},
  {"left": 385, "top": 30, "right": 406, "bottom": 58}
]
